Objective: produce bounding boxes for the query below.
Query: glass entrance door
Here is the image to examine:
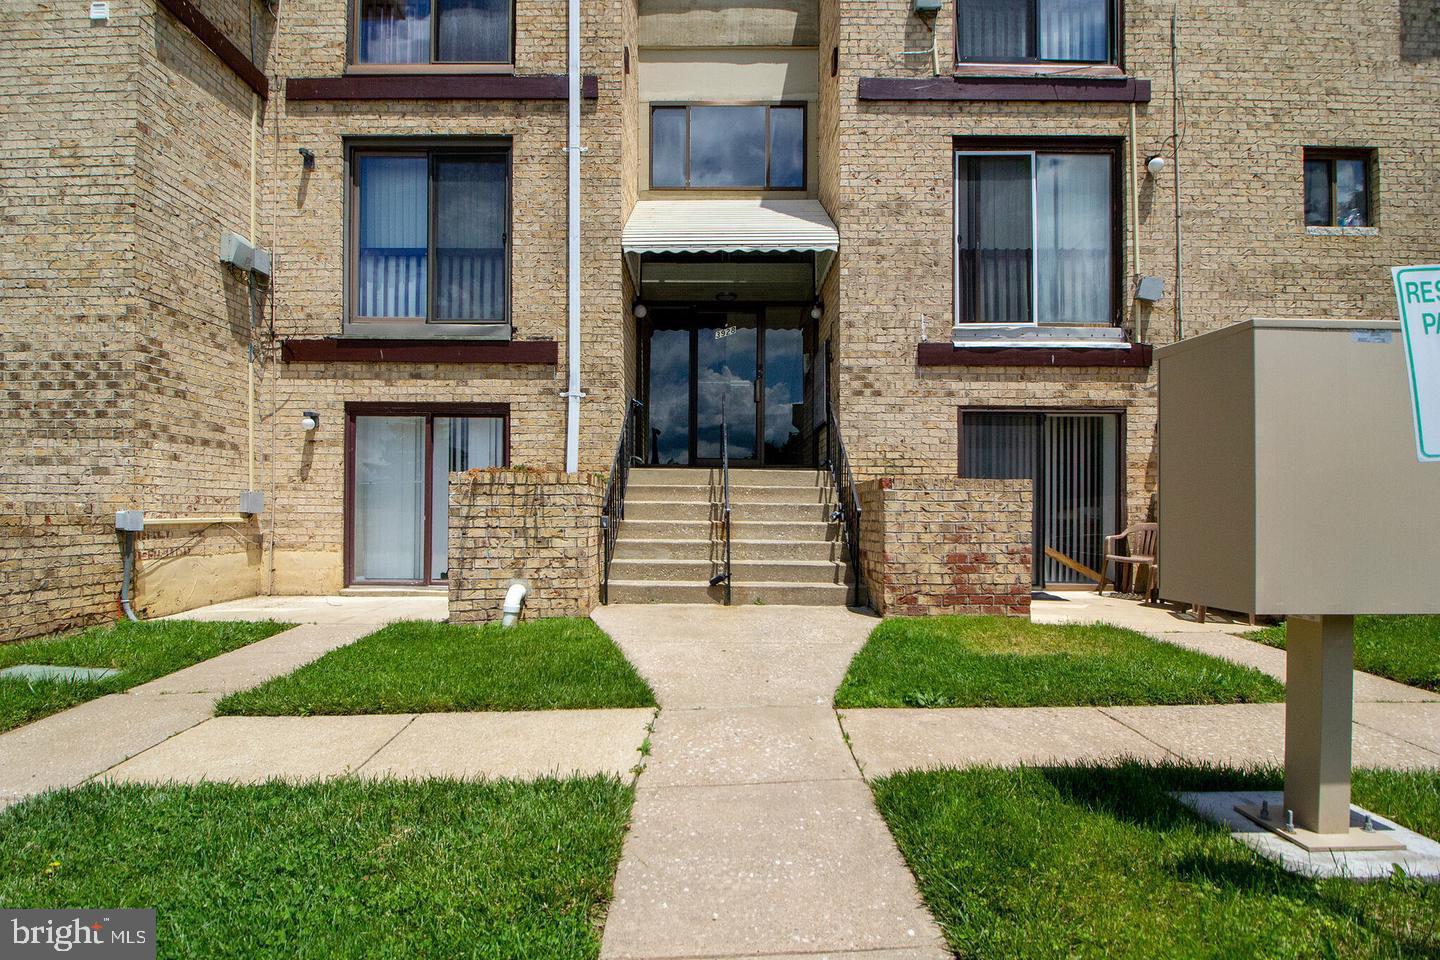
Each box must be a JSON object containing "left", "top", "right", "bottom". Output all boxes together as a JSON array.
[
  {"left": 349, "top": 408, "right": 505, "bottom": 585},
  {"left": 696, "top": 311, "right": 759, "bottom": 465},
  {"left": 643, "top": 306, "right": 813, "bottom": 467}
]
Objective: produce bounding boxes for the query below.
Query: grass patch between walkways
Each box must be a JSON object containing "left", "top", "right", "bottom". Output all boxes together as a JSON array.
[
  {"left": 1245, "top": 616, "right": 1440, "bottom": 692},
  {"left": 216, "top": 619, "right": 656, "bottom": 716},
  {"left": 0, "top": 620, "right": 291, "bottom": 733},
  {"left": 0, "top": 776, "right": 633, "bottom": 960},
  {"left": 874, "top": 763, "right": 1440, "bottom": 959},
  {"left": 833, "top": 616, "right": 1284, "bottom": 708}
]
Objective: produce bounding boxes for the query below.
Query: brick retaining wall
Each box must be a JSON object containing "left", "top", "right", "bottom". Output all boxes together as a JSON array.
[
  {"left": 449, "top": 470, "right": 605, "bottom": 623},
  {"left": 858, "top": 477, "right": 1032, "bottom": 618}
]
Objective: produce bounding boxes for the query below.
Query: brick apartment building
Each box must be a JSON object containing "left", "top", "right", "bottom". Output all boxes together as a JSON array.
[{"left": 2, "top": 0, "right": 1436, "bottom": 640}]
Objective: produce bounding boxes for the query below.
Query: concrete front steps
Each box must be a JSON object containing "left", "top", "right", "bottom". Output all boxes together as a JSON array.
[{"left": 606, "top": 468, "right": 854, "bottom": 606}]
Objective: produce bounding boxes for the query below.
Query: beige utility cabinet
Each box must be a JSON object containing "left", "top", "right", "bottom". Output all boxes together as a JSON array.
[{"left": 1158, "top": 318, "right": 1440, "bottom": 618}]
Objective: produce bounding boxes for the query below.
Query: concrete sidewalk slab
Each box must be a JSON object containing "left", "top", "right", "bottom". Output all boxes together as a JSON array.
[
  {"left": 1355, "top": 702, "right": 1440, "bottom": 755},
  {"left": 0, "top": 693, "right": 215, "bottom": 810},
  {"left": 613, "top": 641, "right": 863, "bottom": 709},
  {"left": 129, "top": 623, "right": 373, "bottom": 697},
  {"left": 644, "top": 707, "right": 859, "bottom": 788},
  {"left": 1032, "top": 593, "right": 1245, "bottom": 634},
  {"left": 357, "top": 709, "right": 654, "bottom": 781},
  {"left": 168, "top": 595, "right": 446, "bottom": 625},
  {"left": 102, "top": 715, "right": 415, "bottom": 784},
  {"left": 593, "top": 604, "right": 879, "bottom": 649},
  {"left": 1103, "top": 703, "right": 1440, "bottom": 769},
  {"left": 600, "top": 779, "right": 948, "bottom": 960},
  {"left": 841, "top": 706, "right": 1170, "bottom": 777}
]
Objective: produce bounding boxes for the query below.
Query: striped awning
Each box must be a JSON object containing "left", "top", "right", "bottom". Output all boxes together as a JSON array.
[{"left": 622, "top": 199, "right": 840, "bottom": 283}]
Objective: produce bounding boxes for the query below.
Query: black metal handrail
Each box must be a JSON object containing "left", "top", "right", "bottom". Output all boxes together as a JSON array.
[
  {"left": 600, "top": 399, "right": 644, "bottom": 605},
  {"left": 823, "top": 398, "right": 863, "bottom": 608},
  {"left": 707, "top": 406, "right": 732, "bottom": 605}
]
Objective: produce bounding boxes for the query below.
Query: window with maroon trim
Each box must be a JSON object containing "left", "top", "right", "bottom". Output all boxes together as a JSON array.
[
  {"left": 347, "top": 140, "right": 511, "bottom": 339},
  {"left": 353, "top": 0, "right": 514, "bottom": 69},
  {"left": 956, "top": 0, "right": 1119, "bottom": 66},
  {"left": 955, "top": 139, "right": 1121, "bottom": 327},
  {"left": 345, "top": 404, "right": 508, "bottom": 585}
]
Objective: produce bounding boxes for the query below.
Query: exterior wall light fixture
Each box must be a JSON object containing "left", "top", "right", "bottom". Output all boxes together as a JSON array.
[
  {"left": 632, "top": 300, "right": 648, "bottom": 319},
  {"left": 298, "top": 148, "right": 316, "bottom": 171},
  {"left": 810, "top": 302, "right": 825, "bottom": 320},
  {"left": 302, "top": 411, "right": 320, "bottom": 432},
  {"left": 1146, "top": 155, "right": 1166, "bottom": 177}
]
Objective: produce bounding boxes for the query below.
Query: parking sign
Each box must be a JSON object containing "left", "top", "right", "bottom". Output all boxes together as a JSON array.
[{"left": 1392, "top": 265, "right": 1440, "bottom": 462}]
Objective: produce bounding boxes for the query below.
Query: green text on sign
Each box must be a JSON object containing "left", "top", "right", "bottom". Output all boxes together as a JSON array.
[{"left": 1392, "top": 265, "right": 1440, "bottom": 462}]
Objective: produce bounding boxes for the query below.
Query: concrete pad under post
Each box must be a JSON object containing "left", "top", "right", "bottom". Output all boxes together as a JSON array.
[{"left": 1283, "top": 614, "right": 1355, "bottom": 836}]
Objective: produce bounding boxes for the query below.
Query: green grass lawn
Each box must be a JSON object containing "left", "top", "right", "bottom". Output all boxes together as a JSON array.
[
  {"left": 216, "top": 619, "right": 656, "bottom": 716},
  {"left": 0, "top": 776, "right": 632, "bottom": 960},
  {"left": 874, "top": 763, "right": 1440, "bottom": 959},
  {"left": 1246, "top": 616, "right": 1440, "bottom": 691},
  {"left": 0, "top": 620, "right": 291, "bottom": 733},
  {"left": 834, "top": 616, "right": 1284, "bottom": 708}
]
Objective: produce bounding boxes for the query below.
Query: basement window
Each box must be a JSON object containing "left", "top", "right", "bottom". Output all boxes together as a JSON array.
[
  {"left": 347, "top": 141, "right": 510, "bottom": 338},
  {"left": 354, "top": 0, "right": 514, "bottom": 69}
]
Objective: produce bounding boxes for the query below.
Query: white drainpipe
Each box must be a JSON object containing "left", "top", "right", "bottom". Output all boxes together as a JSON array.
[{"left": 562, "top": 0, "right": 584, "bottom": 473}]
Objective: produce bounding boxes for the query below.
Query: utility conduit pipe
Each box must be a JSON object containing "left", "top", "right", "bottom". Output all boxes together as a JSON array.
[{"left": 119, "top": 531, "right": 140, "bottom": 622}]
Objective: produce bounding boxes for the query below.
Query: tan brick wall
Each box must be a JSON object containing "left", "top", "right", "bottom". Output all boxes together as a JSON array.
[
  {"left": 0, "top": 501, "right": 127, "bottom": 643},
  {"left": 0, "top": 0, "right": 266, "bottom": 640},
  {"left": 448, "top": 469, "right": 603, "bottom": 622},
  {"left": 858, "top": 476, "right": 1032, "bottom": 617},
  {"left": 264, "top": 0, "right": 631, "bottom": 591},
  {"left": 828, "top": 0, "right": 1440, "bottom": 530}
]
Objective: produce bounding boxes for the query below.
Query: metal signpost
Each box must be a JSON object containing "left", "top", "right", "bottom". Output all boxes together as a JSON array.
[{"left": 1392, "top": 265, "right": 1440, "bottom": 463}]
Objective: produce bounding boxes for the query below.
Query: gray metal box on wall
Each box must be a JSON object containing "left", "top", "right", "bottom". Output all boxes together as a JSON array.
[{"left": 1156, "top": 318, "right": 1440, "bottom": 616}]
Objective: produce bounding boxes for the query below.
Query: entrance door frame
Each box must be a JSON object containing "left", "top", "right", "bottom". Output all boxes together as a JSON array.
[
  {"left": 957, "top": 406, "right": 1127, "bottom": 589},
  {"left": 639, "top": 302, "right": 816, "bottom": 468},
  {"left": 344, "top": 401, "right": 510, "bottom": 586}
]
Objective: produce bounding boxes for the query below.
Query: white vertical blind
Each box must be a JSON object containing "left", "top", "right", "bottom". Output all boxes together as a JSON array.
[
  {"left": 354, "top": 416, "right": 427, "bottom": 582},
  {"left": 430, "top": 417, "right": 504, "bottom": 580},
  {"left": 1035, "top": 153, "right": 1112, "bottom": 326},
  {"left": 358, "top": 155, "right": 429, "bottom": 318},
  {"left": 1039, "top": 0, "right": 1111, "bottom": 61}
]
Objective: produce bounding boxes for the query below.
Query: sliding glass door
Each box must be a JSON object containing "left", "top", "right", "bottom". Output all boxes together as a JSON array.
[
  {"left": 961, "top": 410, "right": 1119, "bottom": 586},
  {"left": 349, "top": 407, "right": 506, "bottom": 585}
]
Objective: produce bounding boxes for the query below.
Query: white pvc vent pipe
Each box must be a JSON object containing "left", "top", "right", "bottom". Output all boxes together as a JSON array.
[{"left": 502, "top": 581, "right": 529, "bottom": 628}]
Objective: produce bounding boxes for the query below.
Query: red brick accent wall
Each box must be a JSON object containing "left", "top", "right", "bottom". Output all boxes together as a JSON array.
[
  {"left": 858, "top": 477, "right": 1032, "bottom": 617},
  {"left": 448, "top": 470, "right": 604, "bottom": 623}
]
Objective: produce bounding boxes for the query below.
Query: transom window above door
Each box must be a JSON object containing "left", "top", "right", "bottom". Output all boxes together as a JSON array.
[
  {"left": 955, "top": 142, "right": 1119, "bottom": 327},
  {"left": 650, "top": 104, "right": 807, "bottom": 191},
  {"left": 348, "top": 141, "right": 510, "bottom": 338},
  {"left": 354, "top": 0, "right": 513, "bottom": 68},
  {"left": 956, "top": 0, "right": 1117, "bottom": 65}
]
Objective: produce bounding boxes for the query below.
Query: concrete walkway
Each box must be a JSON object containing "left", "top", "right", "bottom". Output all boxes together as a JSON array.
[
  {"left": 842, "top": 592, "right": 1440, "bottom": 777},
  {"left": 0, "top": 621, "right": 373, "bottom": 809},
  {"left": 842, "top": 702, "right": 1440, "bottom": 777},
  {"left": 592, "top": 604, "right": 950, "bottom": 960}
]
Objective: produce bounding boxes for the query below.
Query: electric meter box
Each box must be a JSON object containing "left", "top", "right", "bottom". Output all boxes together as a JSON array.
[{"left": 1156, "top": 318, "right": 1440, "bottom": 616}]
